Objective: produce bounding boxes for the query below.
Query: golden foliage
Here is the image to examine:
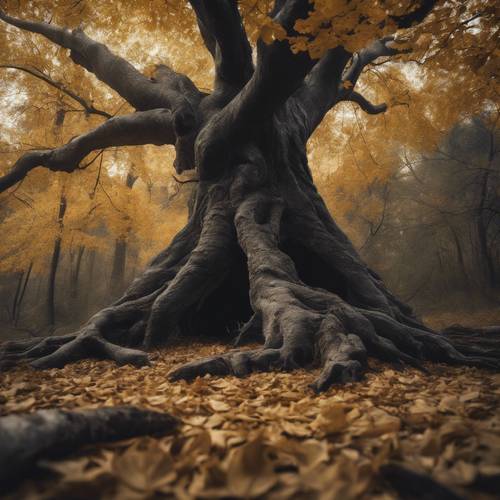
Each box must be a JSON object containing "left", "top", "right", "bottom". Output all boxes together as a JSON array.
[{"left": 0, "top": 0, "right": 498, "bottom": 279}]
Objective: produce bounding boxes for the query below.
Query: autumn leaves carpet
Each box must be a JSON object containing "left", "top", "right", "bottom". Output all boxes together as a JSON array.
[{"left": 1, "top": 342, "right": 499, "bottom": 499}]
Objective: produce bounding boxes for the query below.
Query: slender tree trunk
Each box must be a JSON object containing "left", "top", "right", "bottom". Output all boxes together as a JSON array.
[
  {"left": 70, "top": 245, "right": 85, "bottom": 299},
  {"left": 476, "top": 170, "right": 496, "bottom": 288},
  {"left": 447, "top": 223, "right": 471, "bottom": 289},
  {"left": 475, "top": 129, "right": 497, "bottom": 288},
  {"left": 110, "top": 238, "right": 128, "bottom": 298},
  {"left": 10, "top": 271, "right": 24, "bottom": 323},
  {"left": 84, "top": 248, "right": 96, "bottom": 310},
  {"left": 109, "top": 171, "right": 137, "bottom": 297},
  {"left": 14, "top": 262, "right": 33, "bottom": 325},
  {"left": 47, "top": 193, "right": 67, "bottom": 327}
]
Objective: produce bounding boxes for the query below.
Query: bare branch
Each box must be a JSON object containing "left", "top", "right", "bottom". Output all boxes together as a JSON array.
[
  {"left": 285, "top": 1, "right": 439, "bottom": 139},
  {"left": 284, "top": 37, "right": 399, "bottom": 139},
  {"left": 0, "top": 64, "right": 112, "bottom": 118},
  {"left": 0, "top": 109, "right": 176, "bottom": 193},
  {"left": 340, "top": 37, "right": 401, "bottom": 94},
  {"left": 288, "top": 47, "right": 351, "bottom": 137},
  {"left": 342, "top": 91, "right": 388, "bottom": 115}
]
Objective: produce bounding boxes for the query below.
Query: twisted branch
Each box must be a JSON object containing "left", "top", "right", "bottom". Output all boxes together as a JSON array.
[
  {"left": 288, "top": 0, "right": 438, "bottom": 139},
  {"left": 0, "top": 109, "right": 176, "bottom": 193}
]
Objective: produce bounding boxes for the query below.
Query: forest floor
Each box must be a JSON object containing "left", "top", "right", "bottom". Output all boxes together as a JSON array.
[{"left": 1, "top": 309, "right": 500, "bottom": 499}]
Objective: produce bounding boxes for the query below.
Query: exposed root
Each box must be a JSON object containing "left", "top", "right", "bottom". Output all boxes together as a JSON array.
[
  {"left": 0, "top": 268, "right": 169, "bottom": 370},
  {"left": 289, "top": 173, "right": 427, "bottom": 331},
  {"left": 0, "top": 406, "right": 179, "bottom": 489},
  {"left": 441, "top": 324, "right": 500, "bottom": 359},
  {"left": 0, "top": 326, "right": 150, "bottom": 371},
  {"left": 1, "top": 168, "right": 499, "bottom": 390},
  {"left": 0, "top": 184, "right": 237, "bottom": 371},
  {"left": 169, "top": 183, "right": 500, "bottom": 392},
  {"left": 144, "top": 194, "right": 236, "bottom": 347}
]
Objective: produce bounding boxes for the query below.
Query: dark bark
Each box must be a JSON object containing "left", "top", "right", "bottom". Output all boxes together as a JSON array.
[
  {"left": 0, "top": 406, "right": 179, "bottom": 490},
  {"left": 0, "top": 1, "right": 499, "bottom": 389},
  {"left": 12, "top": 262, "right": 33, "bottom": 325},
  {"left": 189, "top": 0, "right": 253, "bottom": 89},
  {"left": 47, "top": 193, "right": 67, "bottom": 327}
]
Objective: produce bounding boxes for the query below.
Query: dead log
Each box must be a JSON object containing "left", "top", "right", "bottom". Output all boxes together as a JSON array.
[{"left": 0, "top": 406, "right": 179, "bottom": 489}]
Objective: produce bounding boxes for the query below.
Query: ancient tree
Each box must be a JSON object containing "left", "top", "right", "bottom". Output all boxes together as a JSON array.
[{"left": 0, "top": 1, "right": 498, "bottom": 392}]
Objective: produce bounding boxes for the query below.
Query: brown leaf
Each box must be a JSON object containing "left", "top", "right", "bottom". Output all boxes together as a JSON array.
[
  {"left": 225, "top": 434, "right": 277, "bottom": 498},
  {"left": 311, "top": 403, "right": 347, "bottom": 435}
]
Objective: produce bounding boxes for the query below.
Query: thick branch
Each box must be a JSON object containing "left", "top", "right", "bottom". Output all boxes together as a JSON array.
[
  {"left": 195, "top": 0, "right": 315, "bottom": 178},
  {"left": 189, "top": 0, "right": 253, "bottom": 89},
  {"left": 0, "top": 109, "right": 176, "bottom": 193},
  {"left": 0, "top": 64, "right": 112, "bottom": 118},
  {"left": 287, "top": 47, "right": 352, "bottom": 137},
  {"left": 0, "top": 9, "right": 200, "bottom": 135},
  {"left": 340, "top": 0, "right": 439, "bottom": 91},
  {"left": 288, "top": 37, "right": 400, "bottom": 138}
]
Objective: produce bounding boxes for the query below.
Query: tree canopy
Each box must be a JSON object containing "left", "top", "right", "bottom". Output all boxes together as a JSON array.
[{"left": 0, "top": 0, "right": 497, "bottom": 282}]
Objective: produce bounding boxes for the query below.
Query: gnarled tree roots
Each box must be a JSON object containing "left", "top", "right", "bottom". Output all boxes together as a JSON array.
[{"left": 2, "top": 166, "right": 499, "bottom": 393}]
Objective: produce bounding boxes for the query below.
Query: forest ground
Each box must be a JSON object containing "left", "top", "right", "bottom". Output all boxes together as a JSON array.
[{"left": 1, "top": 308, "right": 500, "bottom": 499}]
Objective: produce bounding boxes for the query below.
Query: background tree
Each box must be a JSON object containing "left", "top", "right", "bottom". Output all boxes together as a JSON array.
[
  {"left": 0, "top": 0, "right": 499, "bottom": 391},
  {"left": 322, "top": 114, "right": 500, "bottom": 309}
]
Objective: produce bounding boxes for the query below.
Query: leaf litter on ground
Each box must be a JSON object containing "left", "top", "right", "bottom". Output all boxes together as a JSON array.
[{"left": 1, "top": 341, "right": 499, "bottom": 499}]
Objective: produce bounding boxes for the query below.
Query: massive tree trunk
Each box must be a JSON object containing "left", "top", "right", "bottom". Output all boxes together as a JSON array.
[{"left": 0, "top": 1, "right": 499, "bottom": 390}]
